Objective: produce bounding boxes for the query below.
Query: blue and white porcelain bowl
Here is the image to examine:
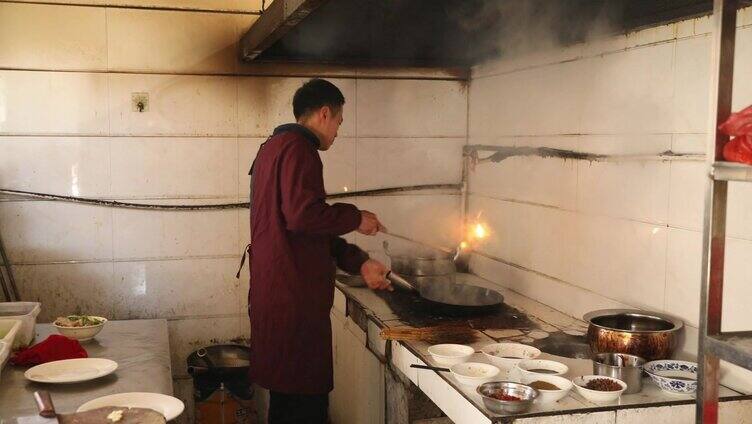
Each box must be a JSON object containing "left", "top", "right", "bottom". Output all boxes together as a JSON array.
[{"left": 644, "top": 360, "right": 698, "bottom": 394}]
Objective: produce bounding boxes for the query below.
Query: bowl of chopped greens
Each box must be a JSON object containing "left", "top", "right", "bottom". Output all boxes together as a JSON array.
[{"left": 53, "top": 315, "right": 108, "bottom": 342}]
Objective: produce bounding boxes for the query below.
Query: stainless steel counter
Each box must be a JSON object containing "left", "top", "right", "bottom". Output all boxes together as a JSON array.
[{"left": 0, "top": 319, "right": 172, "bottom": 419}]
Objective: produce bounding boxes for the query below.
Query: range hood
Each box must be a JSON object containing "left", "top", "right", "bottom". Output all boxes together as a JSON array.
[{"left": 239, "top": 0, "right": 749, "bottom": 68}]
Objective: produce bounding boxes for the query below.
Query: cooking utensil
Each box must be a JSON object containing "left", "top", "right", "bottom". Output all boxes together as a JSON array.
[
  {"left": 410, "top": 364, "right": 450, "bottom": 372},
  {"left": 383, "top": 241, "right": 456, "bottom": 276},
  {"left": 186, "top": 344, "right": 249, "bottom": 378},
  {"left": 583, "top": 309, "right": 683, "bottom": 361},
  {"left": 477, "top": 382, "right": 538, "bottom": 414},
  {"left": 386, "top": 270, "right": 504, "bottom": 315},
  {"left": 11, "top": 391, "right": 59, "bottom": 423},
  {"left": 24, "top": 358, "right": 118, "bottom": 384},
  {"left": 592, "top": 353, "right": 645, "bottom": 394}
]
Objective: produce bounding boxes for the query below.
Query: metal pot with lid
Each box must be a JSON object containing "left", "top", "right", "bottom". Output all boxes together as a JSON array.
[
  {"left": 383, "top": 241, "right": 456, "bottom": 277},
  {"left": 583, "top": 309, "right": 683, "bottom": 361}
]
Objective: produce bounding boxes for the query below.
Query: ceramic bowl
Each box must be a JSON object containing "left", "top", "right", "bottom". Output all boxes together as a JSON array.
[
  {"left": 449, "top": 362, "right": 500, "bottom": 386},
  {"left": 481, "top": 343, "right": 541, "bottom": 371},
  {"left": 513, "top": 359, "right": 569, "bottom": 382},
  {"left": 54, "top": 317, "right": 107, "bottom": 342},
  {"left": 644, "top": 360, "right": 698, "bottom": 394},
  {"left": 427, "top": 344, "right": 474, "bottom": 366},
  {"left": 572, "top": 375, "right": 627, "bottom": 403},
  {"left": 520, "top": 373, "right": 573, "bottom": 404}
]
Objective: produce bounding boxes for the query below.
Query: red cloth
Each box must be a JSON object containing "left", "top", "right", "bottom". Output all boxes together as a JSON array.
[
  {"left": 248, "top": 124, "right": 368, "bottom": 394},
  {"left": 11, "top": 334, "right": 88, "bottom": 366}
]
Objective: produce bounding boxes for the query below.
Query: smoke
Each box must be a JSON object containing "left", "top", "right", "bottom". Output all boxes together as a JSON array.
[{"left": 449, "top": 0, "right": 624, "bottom": 63}]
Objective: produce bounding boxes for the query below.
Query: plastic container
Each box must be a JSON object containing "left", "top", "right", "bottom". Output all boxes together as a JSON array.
[
  {"left": 0, "top": 319, "right": 22, "bottom": 384},
  {"left": 0, "top": 302, "right": 41, "bottom": 348}
]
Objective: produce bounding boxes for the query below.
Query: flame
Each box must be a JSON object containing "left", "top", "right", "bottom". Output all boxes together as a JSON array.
[
  {"left": 459, "top": 241, "right": 469, "bottom": 250},
  {"left": 473, "top": 223, "right": 488, "bottom": 240}
]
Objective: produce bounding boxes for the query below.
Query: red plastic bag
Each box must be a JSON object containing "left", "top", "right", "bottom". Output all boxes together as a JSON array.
[
  {"left": 723, "top": 135, "right": 752, "bottom": 164},
  {"left": 720, "top": 105, "right": 752, "bottom": 164},
  {"left": 719, "top": 105, "right": 752, "bottom": 136}
]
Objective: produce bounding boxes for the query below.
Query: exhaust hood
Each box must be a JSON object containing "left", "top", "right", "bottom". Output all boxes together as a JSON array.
[{"left": 239, "top": 0, "right": 749, "bottom": 69}]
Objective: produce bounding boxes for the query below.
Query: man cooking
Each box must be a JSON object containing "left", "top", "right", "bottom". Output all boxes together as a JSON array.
[{"left": 247, "top": 78, "right": 392, "bottom": 423}]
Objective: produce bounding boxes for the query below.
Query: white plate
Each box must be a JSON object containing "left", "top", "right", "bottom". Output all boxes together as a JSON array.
[
  {"left": 25, "top": 358, "right": 118, "bottom": 384},
  {"left": 77, "top": 392, "right": 184, "bottom": 421}
]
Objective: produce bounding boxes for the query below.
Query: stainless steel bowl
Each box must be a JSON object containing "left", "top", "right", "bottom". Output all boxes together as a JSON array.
[
  {"left": 477, "top": 381, "right": 537, "bottom": 414},
  {"left": 592, "top": 353, "right": 646, "bottom": 394},
  {"left": 584, "top": 309, "right": 683, "bottom": 361}
]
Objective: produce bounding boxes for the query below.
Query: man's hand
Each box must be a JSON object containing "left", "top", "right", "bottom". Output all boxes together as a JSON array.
[
  {"left": 358, "top": 210, "right": 383, "bottom": 235},
  {"left": 360, "top": 259, "right": 392, "bottom": 291}
]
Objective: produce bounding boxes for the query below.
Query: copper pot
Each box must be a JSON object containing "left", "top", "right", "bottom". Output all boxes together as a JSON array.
[{"left": 583, "top": 309, "right": 683, "bottom": 361}]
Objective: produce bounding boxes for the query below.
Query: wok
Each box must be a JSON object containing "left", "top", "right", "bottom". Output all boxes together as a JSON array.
[{"left": 386, "top": 271, "right": 504, "bottom": 315}]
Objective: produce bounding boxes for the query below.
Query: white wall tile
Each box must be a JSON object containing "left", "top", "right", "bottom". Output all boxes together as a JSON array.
[
  {"left": 665, "top": 228, "right": 702, "bottom": 327},
  {"left": 668, "top": 161, "right": 707, "bottom": 231},
  {"left": 469, "top": 196, "right": 578, "bottom": 283},
  {"left": 107, "top": 8, "right": 250, "bottom": 73},
  {"left": 0, "top": 201, "right": 113, "bottom": 263},
  {"left": 14, "top": 262, "right": 115, "bottom": 323},
  {"left": 732, "top": 27, "right": 752, "bottom": 110},
  {"left": 357, "top": 79, "right": 467, "bottom": 138},
  {"left": 238, "top": 77, "right": 356, "bottom": 137},
  {"left": 580, "top": 43, "right": 675, "bottom": 134},
  {"left": 356, "top": 138, "right": 464, "bottom": 191},
  {"left": 0, "top": 137, "right": 111, "bottom": 197},
  {"left": 672, "top": 134, "right": 707, "bottom": 154},
  {"left": 108, "top": 74, "right": 237, "bottom": 136},
  {"left": 469, "top": 136, "right": 578, "bottom": 209},
  {"left": 321, "top": 138, "right": 357, "bottom": 194},
  {"left": 469, "top": 253, "right": 629, "bottom": 323},
  {"left": 110, "top": 137, "right": 238, "bottom": 198},
  {"left": 727, "top": 182, "right": 752, "bottom": 241},
  {"left": 615, "top": 405, "right": 692, "bottom": 424},
  {"left": 469, "top": 61, "right": 585, "bottom": 137},
  {"left": 722, "top": 237, "right": 752, "bottom": 332},
  {"left": 574, "top": 215, "right": 667, "bottom": 312},
  {"left": 238, "top": 137, "right": 265, "bottom": 198},
  {"left": 168, "top": 315, "right": 241, "bottom": 378},
  {"left": 111, "top": 258, "right": 240, "bottom": 320},
  {"left": 0, "top": 3, "right": 107, "bottom": 71},
  {"left": 0, "top": 71, "right": 109, "bottom": 135},
  {"left": 355, "top": 194, "right": 461, "bottom": 250},
  {"left": 674, "top": 36, "right": 711, "bottom": 134},
  {"left": 112, "top": 202, "right": 238, "bottom": 259},
  {"left": 11, "top": 0, "right": 263, "bottom": 11},
  {"left": 516, "top": 411, "right": 615, "bottom": 424},
  {"left": 578, "top": 160, "right": 670, "bottom": 224}
]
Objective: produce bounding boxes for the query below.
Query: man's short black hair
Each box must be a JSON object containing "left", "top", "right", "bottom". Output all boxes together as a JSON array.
[{"left": 293, "top": 78, "right": 345, "bottom": 120}]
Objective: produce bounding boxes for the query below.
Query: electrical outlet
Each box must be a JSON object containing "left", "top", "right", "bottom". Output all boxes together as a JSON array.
[{"left": 131, "top": 92, "right": 149, "bottom": 112}]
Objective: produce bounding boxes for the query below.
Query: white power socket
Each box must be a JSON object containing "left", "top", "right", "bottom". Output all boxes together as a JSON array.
[{"left": 132, "top": 92, "right": 149, "bottom": 112}]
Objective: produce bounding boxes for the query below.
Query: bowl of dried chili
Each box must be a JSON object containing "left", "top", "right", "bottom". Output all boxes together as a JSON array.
[
  {"left": 572, "top": 375, "right": 627, "bottom": 403},
  {"left": 477, "top": 381, "right": 538, "bottom": 414}
]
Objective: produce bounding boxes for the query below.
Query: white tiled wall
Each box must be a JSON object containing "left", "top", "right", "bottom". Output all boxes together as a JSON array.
[
  {"left": 468, "top": 9, "right": 752, "bottom": 392},
  {"left": 0, "top": 1, "right": 467, "bottom": 417}
]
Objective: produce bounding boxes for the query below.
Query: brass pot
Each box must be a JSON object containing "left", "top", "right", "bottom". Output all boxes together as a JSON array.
[{"left": 583, "top": 309, "right": 683, "bottom": 361}]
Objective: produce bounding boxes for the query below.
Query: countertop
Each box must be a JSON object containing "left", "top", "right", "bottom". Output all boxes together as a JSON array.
[
  {"left": 0, "top": 319, "right": 173, "bottom": 420},
  {"left": 334, "top": 273, "right": 751, "bottom": 423}
]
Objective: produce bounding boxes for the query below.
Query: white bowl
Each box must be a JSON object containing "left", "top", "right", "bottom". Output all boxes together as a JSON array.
[
  {"left": 513, "top": 359, "right": 569, "bottom": 382},
  {"left": 54, "top": 317, "right": 107, "bottom": 342},
  {"left": 644, "top": 360, "right": 698, "bottom": 394},
  {"left": 520, "top": 373, "right": 573, "bottom": 404},
  {"left": 427, "top": 344, "right": 474, "bottom": 366},
  {"left": 572, "top": 375, "right": 627, "bottom": 403},
  {"left": 449, "top": 362, "right": 500, "bottom": 387},
  {"left": 481, "top": 343, "right": 541, "bottom": 371}
]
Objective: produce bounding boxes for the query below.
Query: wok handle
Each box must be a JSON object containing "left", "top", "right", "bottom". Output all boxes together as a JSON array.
[
  {"left": 34, "top": 391, "right": 56, "bottom": 418},
  {"left": 410, "top": 364, "right": 450, "bottom": 372},
  {"left": 386, "top": 271, "right": 415, "bottom": 291}
]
